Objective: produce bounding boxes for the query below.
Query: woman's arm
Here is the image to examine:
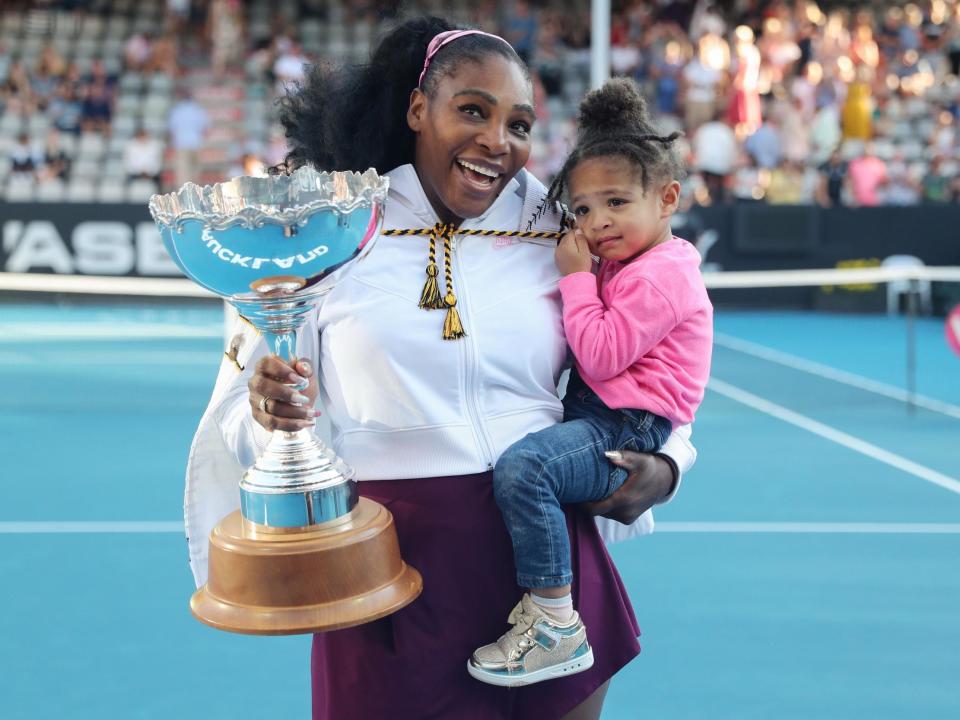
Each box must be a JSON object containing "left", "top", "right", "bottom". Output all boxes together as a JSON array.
[{"left": 583, "top": 423, "right": 696, "bottom": 524}]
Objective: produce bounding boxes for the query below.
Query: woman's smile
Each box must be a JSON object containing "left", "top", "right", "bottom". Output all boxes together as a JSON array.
[{"left": 455, "top": 157, "right": 505, "bottom": 195}]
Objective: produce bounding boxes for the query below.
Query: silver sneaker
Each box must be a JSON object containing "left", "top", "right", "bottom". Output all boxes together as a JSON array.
[{"left": 468, "top": 593, "right": 594, "bottom": 687}]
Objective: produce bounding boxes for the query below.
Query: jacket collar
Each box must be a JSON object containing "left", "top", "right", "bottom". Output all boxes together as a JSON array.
[{"left": 385, "top": 163, "right": 523, "bottom": 229}]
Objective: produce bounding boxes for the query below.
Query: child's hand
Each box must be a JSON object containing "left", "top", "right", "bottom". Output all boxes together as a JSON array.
[{"left": 555, "top": 229, "right": 593, "bottom": 276}]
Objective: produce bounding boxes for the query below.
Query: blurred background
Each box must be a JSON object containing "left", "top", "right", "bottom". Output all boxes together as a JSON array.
[
  {"left": 1, "top": 0, "right": 960, "bottom": 207},
  {"left": 1, "top": 1, "right": 958, "bottom": 719}
]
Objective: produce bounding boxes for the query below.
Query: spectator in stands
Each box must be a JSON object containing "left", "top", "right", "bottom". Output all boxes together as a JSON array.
[
  {"left": 2, "top": 60, "right": 34, "bottom": 115},
  {"left": 166, "top": 0, "right": 191, "bottom": 33},
  {"left": 809, "top": 99, "right": 842, "bottom": 164},
  {"left": 273, "top": 39, "right": 309, "bottom": 94},
  {"left": 531, "top": 15, "right": 564, "bottom": 97},
  {"left": 147, "top": 34, "right": 179, "bottom": 77},
  {"left": 36, "top": 128, "right": 71, "bottom": 183},
  {"left": 791, "top": 60, "right": 822, "bottom": 121},
  {"left": 48, "top": 82, "right": 83, "bottom": 135},
  {"left": 947, "top": 17, "right": 960, "bottom": 76},
  {"left": 692, "top": 109, "right": 737, "bottom": 204},
  {"left": 505, "top": 0, "right": 538, "bottom": 63},
  {"left": 80, "top": 80, "right": 112, "bottom": 135},
  {"left": 37, "top": 44, "right": 67, "bottom": 79},
  {"left": 32, "top": 46, "right": 66, "bottom": 109},
  {"left": 682, "top": 32, "right": 726, "bottom": 132},
  {"left": 650, "top": 40, "right": 685, "bottom": 116},
  {"left": 10, "top": 133, "right": 41, "bottom": 177},
  {"left": 847, "top": 142, "right": 888, "bottom": 207},
  {"left": 758, "top": 17, "right": 801, "bottom": 87},
  {"left": 816, "top": 148, "right": 848, "bottom": 207},
  {"left": 245, "top": 37, "right": 275, "bottom": 84},
  {"left": 881, "top": 151, "right": 920, "bottom": 206},
  {"left": 744, "top": 113, "right": 783, "bottom": 170},
  {"left": 168, "top": 89, "right": 210, "bottom": 189},
  {"left": 84, "top": 59, "right": 117, "bottom": 92},
  {"left": 689, "top": 1, "right": 726, "bottom": 40},
  {"left": 930, "top": 109, "right": 956, "bottom": 155},
  {"left": 850, "top": 16, "right": 881, "bottom": 70},
  {"left": 264, "top": 126, "right": 289, "bottom": 168},
  {"left": 609, "top": 10, "right": 641, "bottom": 77},
  {"left": 878, "top": 7, "right": 904, "bottom": 63},
  {"left": 728, "top": 25, "right": 762, "bottom": 140},
  {"left": 124, "top": 31, "right": 152, "bottom": 72},
  {"left": 729, "top": 149, "right": 766, "bottom": 203},
  {"left": 211, "top": 0, "right": 245, "bottom": 79},
  {"left": 124, "top": 128, "right": 165, "bottom": 184},
  {"left": 779, "top": 96, "right": 810, "bottom": 163},
  {"left": 921, "top": 156, "right": 955, "bottom": 204},
  {"left": 765, "top": 159, "right": 818, "bottom": 205}
]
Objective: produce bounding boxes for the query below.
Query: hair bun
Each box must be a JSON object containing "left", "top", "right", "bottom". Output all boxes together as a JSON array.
[{"left": 577, "top": 77, "right": 650, "bottom": 136}]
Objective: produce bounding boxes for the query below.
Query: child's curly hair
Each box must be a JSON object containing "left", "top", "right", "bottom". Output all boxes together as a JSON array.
[{"left": 547, "top": 78, "right": 685, "bottom": 203}]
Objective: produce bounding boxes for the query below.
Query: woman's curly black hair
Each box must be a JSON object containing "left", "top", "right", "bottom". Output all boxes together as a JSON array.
[
  {"left": 547, "top": 77, "right": 685, "bottom": 203},
  {"left": 277, "top": 16, "right": 528, "bottom": 174}
]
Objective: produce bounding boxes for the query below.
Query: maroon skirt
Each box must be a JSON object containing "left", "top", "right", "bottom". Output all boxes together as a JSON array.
[{"left": 311, "top": 472, "right": 641, "bottom": 719}]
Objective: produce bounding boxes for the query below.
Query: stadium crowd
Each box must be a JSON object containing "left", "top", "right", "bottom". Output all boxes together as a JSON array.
[{"left": 1, "top": 0, "right": 959, "bottom": 206}]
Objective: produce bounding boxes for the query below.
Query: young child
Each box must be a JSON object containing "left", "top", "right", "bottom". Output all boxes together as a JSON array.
[{"left": 468, "top": 78, "right": 713, "bottom": 687}]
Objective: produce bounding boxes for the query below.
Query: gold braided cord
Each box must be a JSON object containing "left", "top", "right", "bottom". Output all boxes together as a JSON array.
[
  {"left": 399, "top": 223, "right": 566, "bottom": 340},
  {"left": 384, "top": 228, "right": 562, "bottom": 240}
]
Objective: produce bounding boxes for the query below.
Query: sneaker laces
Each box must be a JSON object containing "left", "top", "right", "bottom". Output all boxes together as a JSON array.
[{"left": 499, "top": 596, "right": 544, "bottom": 662}]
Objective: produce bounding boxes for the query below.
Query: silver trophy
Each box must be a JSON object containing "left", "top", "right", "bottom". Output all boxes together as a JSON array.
[{"left": 149, "top": 167, "right": 422, "bottom": 635}]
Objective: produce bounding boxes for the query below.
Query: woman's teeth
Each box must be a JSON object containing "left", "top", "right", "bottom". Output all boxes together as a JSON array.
[{"left": 457, "top": 160, "right": 499, "bottom": 185}]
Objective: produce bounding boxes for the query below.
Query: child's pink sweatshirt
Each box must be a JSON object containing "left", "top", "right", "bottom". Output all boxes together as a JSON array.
[{"left": 557, "top": 237, "right": 713, "bottom": 426}]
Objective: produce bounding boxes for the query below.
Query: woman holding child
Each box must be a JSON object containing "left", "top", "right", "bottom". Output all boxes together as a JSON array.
[{"left": 187, "top": 16, "right": 703, "bottom": 720}]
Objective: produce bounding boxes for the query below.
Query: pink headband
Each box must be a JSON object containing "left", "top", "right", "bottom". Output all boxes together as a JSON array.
[{"left": 417, "top": 29, "right": 513, "bottom": 89}]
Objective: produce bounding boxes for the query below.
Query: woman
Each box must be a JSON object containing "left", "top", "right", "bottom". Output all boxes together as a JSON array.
[{"left": 188, "top": 16, "right": 696, "bottom": 720}]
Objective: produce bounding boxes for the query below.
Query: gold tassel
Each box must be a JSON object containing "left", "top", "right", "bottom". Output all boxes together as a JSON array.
[
  {"left": 442, "top": 292, "right": 466, "bottom": 340},
  {"left": 418, "top": 262, "right": 444, "bottom": 309},
  {"left": 418, "top": 226, "right": 447, "bottom": 310}
]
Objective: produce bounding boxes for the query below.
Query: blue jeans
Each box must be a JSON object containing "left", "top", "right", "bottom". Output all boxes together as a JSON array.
[{"left": 493, "top": 370, "right": 672, "bottom": 588}]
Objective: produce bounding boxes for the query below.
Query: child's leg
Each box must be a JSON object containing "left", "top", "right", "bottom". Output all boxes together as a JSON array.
[
  {"left": 470, "top": 421, "right": 615, "bottom": 686},
  {"left": 492, "top": 418, "right": 620, "bottom": 596}
]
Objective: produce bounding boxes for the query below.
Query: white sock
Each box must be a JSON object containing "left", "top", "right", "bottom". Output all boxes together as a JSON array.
[{"left": 530, "top": 591, "right": 574, "bottom": 623}]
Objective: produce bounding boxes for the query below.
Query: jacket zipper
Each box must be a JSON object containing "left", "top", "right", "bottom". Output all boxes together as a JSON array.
[{"left": 451, "top": 233, "right": 497, "bottom": 469}]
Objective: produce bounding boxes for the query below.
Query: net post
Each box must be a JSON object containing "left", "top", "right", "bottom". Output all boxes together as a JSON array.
[{"left": 906, "top": 278, "right": 918, "bottom": 415}]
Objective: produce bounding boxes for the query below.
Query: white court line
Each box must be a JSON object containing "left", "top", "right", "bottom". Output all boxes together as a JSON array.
[
  {"left": 709, "top": 378, "right": 960, "bottom": 496},
  {"left": 2, "top": 520, "right": 958, "bottom": 534},
  {"left": 714, "top": 332, "right": 960, "bottom": 420},
  {"left": 0, "top": 351, "right": 218, "bottom": 365},
  {"left": 0, "top": 324, "right": 222, "bottom": 341},
  {"left": 656, "top": 522, "right": 960, "bottom": 534},
  {"left": 0, "top": 521, "right": 183, "bottom": 533}
]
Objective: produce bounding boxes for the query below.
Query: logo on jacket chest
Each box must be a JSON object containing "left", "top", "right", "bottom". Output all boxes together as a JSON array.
[{"left": 493, "top": 236, "right": 520, "bottom": 249}]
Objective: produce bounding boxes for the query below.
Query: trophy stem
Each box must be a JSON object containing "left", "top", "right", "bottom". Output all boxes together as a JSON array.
[{"left": 266, "top": 330, "right": 297, "bottom": 365}]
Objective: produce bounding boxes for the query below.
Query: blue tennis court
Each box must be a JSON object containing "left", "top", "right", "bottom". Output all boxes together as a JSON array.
[{"left": 2, "top": 302, "right": 958, "bottom": 719}]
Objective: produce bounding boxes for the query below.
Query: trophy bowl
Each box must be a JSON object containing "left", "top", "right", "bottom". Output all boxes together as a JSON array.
[{"left": 150, "top": 166, "right": 422, "bottom": 634}]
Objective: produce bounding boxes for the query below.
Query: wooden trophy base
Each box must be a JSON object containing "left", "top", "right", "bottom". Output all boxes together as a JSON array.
[{"left": 191, "top": 497, "right": 422, "bottom": 635}]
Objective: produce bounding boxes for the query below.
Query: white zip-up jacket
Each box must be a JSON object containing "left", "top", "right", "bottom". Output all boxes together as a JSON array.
[{"left": 184, "top": 164, "right": 697, "bottom": 586}]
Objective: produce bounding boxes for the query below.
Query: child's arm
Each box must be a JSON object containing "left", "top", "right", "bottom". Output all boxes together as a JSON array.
[{"left": 559, "top": 270, "right": 679, "bottom": 381}]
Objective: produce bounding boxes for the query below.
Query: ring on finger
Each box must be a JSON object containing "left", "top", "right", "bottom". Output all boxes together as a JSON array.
[{"left": 258, "top": 395, "right": 271, "bottom": 414}]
